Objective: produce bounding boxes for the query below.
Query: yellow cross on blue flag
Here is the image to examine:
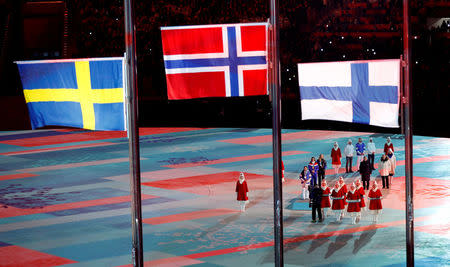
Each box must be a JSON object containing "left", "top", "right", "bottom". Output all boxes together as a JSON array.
[{"left": 16, "top": 57, "right": 126, "bottom": 131}]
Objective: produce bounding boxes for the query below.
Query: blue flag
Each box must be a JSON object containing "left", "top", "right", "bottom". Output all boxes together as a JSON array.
[
  {"left": 298, "top": 59, "right": 400, "bottom": 128},
  {"left": 17, "top": 58, "right": 126, "bottom": 131}
]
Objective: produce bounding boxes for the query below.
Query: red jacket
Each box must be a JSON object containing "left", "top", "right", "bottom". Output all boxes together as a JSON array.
[
  {"left": 339, "top": 183, "right": 348, "bottom": 205},
  {"left": 384, "top": 143, "right": 394, "bottom": 155},
  {"left": 331, "top": 188, "right": 345, "bottom": 210},
  {"left": 331, "top": 148, "right": 342, "bottom": 165},
  {"left": 356, "top": 186, "right": 366, "bottom": 208},
  {"left": 347, "top": 190, "right": 361, "bottom": 212},
  {"left": 236, "top": 180, "right": 248, "bottom": 201},
  {"left": 368, "top": 189, "right": 383, "bottom": 210},
  {"left": 321, "top": 187, "right": 331, "bottom": 208}
]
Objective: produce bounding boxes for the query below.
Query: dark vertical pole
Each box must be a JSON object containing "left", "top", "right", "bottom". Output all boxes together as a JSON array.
[
  {"left": 270, "top": 0, "right": 283, "bottom": 266},
  {"left": 400, "top": 55, "right": 404, "bottom": 135},
  {"left": 124, "top": 0, "right": 144, "bottom": 266},
  {"left": 403, "top": 0, "right": 414, "bottom": 266}
]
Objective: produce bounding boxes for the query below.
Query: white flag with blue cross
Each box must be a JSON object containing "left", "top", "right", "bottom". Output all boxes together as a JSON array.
[{"left": 298, "top": 59, "right": 400, "bottom": 128}]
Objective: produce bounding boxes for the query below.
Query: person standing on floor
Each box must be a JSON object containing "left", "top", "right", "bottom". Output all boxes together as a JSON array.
[
  {"left": 338, "top": 176, "right": 348, "bottom": 216},
  {"left": 368, "top": 181, "right": 383, "bottom": 223},
  {"left": 367, "top": 138, "right": 376, "bottom": 170},
  {"left": 359, "top": 156, "right": 372, "bottom": 190},
  {"left": 384, "top": 137, "right": 394, "bottom": 155},
  {"left": 355, "top": 138, "right": 366, "bottom": 171},
  {"left": 346, "top": 183, "right": 361, "bottom": 224},
  {"left": 317, "top": 154, "right": 327, "bottom": 184},
  {"left": 355, "top": 179, "right": 366, "bottom": 211},
  {"left": 299, "top": 166, "right": 311, "bottom": 200},
  {"left": 310, "top": 184, "right": 323, "bottom": 223},
  {"left": 331, "top": 182, "right": 345, "bottom": 222},
  {"left": 338, "top": 176, "right": 348, "bottom": 205},
  {"left": 387, "top": 149, "right": 396, "bottom": 187},
  {"left": 344, "top": 139, "right": 355, "bottom": 173},
  {"left": 321, "top": 180, "right": 331, "bottom": 218},
  {"left": 308, "top": 157, "right": 319, "bottom": 186},
  {"left": 331, "top": 142, "right": 342, "bottom": 176},
  {"left": 378, "top": 154, "right": 391, "bottom": 189},
  {"left": 236, "top": 172, "right": 249, "bottom": 212},
  {"left": 355, "top": 179, "right": 366, "bottom": 222}
]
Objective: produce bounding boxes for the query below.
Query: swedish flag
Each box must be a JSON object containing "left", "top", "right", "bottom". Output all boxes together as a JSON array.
[{"left": 17, "top": 58, "right": 126, "bottom": 131}]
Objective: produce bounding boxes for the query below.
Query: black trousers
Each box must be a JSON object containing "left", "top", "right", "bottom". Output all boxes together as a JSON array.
[
  {"left": 368, "top": 153, "right": 375, "bottom": 170},
  {"left": 346, "top": 156, "right": 353, "bottom": 172},
  {"left": 312, "top": 204, "right": 323, "bottom": 221},
  {"left": 382, "top": 176, "right": 389, "bottom": 188},
  {"left": 318, "top": 171, "right": 325, "bottom": 184},
  {"left": 363, "top": 180, "right": 370, "bottom": 190}
]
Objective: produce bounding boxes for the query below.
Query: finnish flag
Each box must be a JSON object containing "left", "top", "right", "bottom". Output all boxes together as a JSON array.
[{"left": 298, "top": 59, "right": 400, "bottom": 128}]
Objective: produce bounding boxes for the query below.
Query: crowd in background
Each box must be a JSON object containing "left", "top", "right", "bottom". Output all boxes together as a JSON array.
[
  {"left": 68, "top": 0, "right": 448, "bottom": 109},
  {"left": 1, "top": 0, "right": 448, "bottom": 135}
]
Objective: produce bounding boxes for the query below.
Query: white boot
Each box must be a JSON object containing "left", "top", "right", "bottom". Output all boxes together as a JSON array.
[{"left": 240, "top": 202, "right": 245, "bottom": 212}]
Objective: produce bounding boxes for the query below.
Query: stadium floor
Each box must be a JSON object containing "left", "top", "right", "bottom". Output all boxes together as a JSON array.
[{"left": 0, "top": 127, "right": 448, "bottom": 267}]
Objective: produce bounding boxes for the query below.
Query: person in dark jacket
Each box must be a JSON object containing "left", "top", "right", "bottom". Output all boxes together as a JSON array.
[
  {"left": 359, "top": 156, "right": 372, "bottom": 190},
  {"left": 310, "top": 184, "right": 323, "bottom": 223},
  {"left": 317, "top": 154, "right": 327, "bottom": 184}
]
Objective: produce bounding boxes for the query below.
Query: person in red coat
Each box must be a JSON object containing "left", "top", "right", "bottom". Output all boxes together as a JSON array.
[
  {"left": 338, "top": 176, "right": 348, "bottom": 216},
  {"left": 281, "top": 160, "right": 285, "bottom": 182},
  {"left": 355, "top": 179, "right": 366, "bottom": 218},
  {"left": 320, "top": 180, "right": 331, "bottom": 218},
  {"left": 338, "top": 176, "right": 348, "bottom": 203},
  {"left": 330, "top": 142, "right": 342, "bottom": 176},
  {"left": 331, "top": 182, "right": 345, "bottom": 221},
  {"left": 236, "top": 172, "right": 249, "bottom": 212},
  {"left": 346, "top": 183, "right": 361, "bottom": 224},
  {"left": 368, "top": 181, "right": 383, "bottom": 222},
  {"left": 384, "top": 137, "right": 394, "bottom": 155}
]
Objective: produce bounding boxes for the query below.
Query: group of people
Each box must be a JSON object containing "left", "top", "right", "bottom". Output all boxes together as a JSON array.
[
  {"left": 309, "top": 177, "right": 383, "bottom": 224},
  {"left": 329, "top": 136, "right": 397, "bottom": 188},
  {"left": 299, "top": 136, "right": 396, "bottom": 198},
  {"left": 301, "top": 136, "right": 396, "bottom": 223},
  {"left": 299, "top": 154, "right": 327, "bottom": 199},
  {"left": 235, "top": 136, "right": 396, "bottom": 224}
]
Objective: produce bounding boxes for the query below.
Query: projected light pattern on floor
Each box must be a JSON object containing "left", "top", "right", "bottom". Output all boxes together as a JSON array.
[{"left": 0, "top": 128, "right": 448, "bottom": 266}]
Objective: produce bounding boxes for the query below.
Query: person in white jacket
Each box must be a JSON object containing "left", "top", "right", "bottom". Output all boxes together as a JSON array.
[
  {"left": 387, "top": 149, "right": 396, "bottom": 186},
  {"left": 367, "top": 138, "right": 376, "bottom": 170},
  {"left": 344, "top": 139, "right": 355, "bottom": 173},
  {"left": 378, "top": 154, "right": 391, "bottom": 189}
]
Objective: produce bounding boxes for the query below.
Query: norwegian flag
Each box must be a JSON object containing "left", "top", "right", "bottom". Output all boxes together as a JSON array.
[{"left": 161, "top": 23, "right": 268, "bottom": 100}]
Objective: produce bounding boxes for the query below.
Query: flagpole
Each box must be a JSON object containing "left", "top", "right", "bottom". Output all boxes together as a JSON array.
[
  {"left": 270, "top": 0, "right": 284, "bottom": 266},
  {"left": 400, "top": 54, "right": 404, "bottom": 136},
  {"left": 403, "top": 0, "right": 414, "bottom": 266},
  {"left": 124, "top": 0, "right": 144, "bottom": 266}
]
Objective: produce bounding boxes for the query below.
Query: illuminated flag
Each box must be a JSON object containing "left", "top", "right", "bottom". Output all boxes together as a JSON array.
[
  {"left": 16, "top": 58, "right": 126, "bottom": 131},
  {"left": 298, "top": 59, "right": 400, "bottom": 128},
  {"left": 161, "top": 23, "right": 268, "bottom": 100}
]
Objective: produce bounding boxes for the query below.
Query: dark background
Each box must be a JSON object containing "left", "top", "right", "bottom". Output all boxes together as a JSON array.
[{"left": 0, "top": 0, "right": 448, "bottom": 137}]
